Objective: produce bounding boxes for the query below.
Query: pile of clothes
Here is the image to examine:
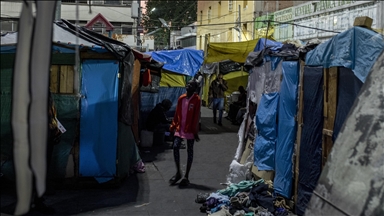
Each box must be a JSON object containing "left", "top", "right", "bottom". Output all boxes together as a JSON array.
[{"left": 196, "top": 179, "right": 295, "bottom": 216}]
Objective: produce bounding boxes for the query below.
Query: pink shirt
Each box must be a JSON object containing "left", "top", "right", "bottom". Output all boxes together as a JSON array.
[{"left": 174, "top": 97, "right": 195, "bottom": 139}]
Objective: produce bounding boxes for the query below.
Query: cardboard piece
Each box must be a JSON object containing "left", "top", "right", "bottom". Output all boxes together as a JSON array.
[{"left": 353, "top": 16, "right": 373, "bottom": 28}]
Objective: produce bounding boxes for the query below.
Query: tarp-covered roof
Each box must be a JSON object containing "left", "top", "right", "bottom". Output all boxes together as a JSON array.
[
  {"left": 146, "top": 49, "right": 204, "bottom": 77},
  {"left": 254, "top": 38, "right": 283, "bottom": 52},
  {"left": 205, "top": 39, "right": 259, "bottom": 63},
  {"left": 305, "top": 26, "right": 384, "bottom": 83}
]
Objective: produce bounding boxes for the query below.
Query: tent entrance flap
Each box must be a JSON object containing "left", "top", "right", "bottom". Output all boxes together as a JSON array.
[{"left": 79, "top": 60, "right": 119, "bottom": 182}]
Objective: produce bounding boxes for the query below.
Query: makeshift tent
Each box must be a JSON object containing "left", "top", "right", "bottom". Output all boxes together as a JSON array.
[
  {"left": 305, "top": 51, "right": 384, "bottom": 216},
  {"left": 0, "top": 19, "right": 150, "bottom": 184},
  {"left": 201, "top": 40, "right": 261, "bottom": 108},
  {"left": 296, "top": 26, "right": 384, "bottom": 215},
  {"left": 205, "top": 39, "right": 259, "bottom": 63},
  {"left": 139, "top": 49, "right": 204, "bottom": 131},
  {"left": 228, "top": 26, "right": 384, "bottom": 216}
]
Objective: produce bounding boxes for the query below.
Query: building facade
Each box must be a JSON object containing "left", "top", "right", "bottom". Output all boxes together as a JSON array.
[
  {"left": 0, "top": 0, "right": 154, "bottom": 50},
  {"left": 274, "top": 0, "right": 384, "bottom": 42},
  {"left": 196, "top": 1, "right": 300, "bottom": 50}
]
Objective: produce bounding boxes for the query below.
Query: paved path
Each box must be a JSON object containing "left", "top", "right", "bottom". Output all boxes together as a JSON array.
[{"left": 1, "top": 107, "right": 240, "bottom": 216}]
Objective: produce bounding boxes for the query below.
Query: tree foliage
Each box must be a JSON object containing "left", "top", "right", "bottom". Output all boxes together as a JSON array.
[{"left": 142, "top": 0, "right": 197, "bottom": 49}]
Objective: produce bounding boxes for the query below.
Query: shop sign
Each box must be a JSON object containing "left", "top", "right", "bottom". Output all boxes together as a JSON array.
[
  {"left": 294, "top": 0, "right": 366, "bottom": 18},
  {"left": 293, "top": 1, "right": 378, "bottom": 40}
]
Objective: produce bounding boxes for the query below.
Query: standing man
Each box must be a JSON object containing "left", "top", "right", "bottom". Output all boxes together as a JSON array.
[
  {"left": 209, "top": 73, "right": 228, "bottom": 126},
  {"left": 169, "top": 80, "right": 201, "bottom": 186}
]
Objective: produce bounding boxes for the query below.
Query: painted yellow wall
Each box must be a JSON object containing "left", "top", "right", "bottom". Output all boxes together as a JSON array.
[{"left": 197, "top": 1, "right": 256, "bottom": 49}]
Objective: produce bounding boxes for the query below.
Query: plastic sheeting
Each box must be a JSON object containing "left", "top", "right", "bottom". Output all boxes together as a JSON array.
[
  {"left": 254, "top": 92, "right": 279, "bottom": 171},
  {"left": 159, "top": 70, "right": 186, "bottom": 87},
  {"left": 139, "top": 87, "right": 185, "bottom": 129},
  {"left": 248, "top": 60, "right": 283, "bottom": 105},
  {"left": 305, "top": 26, "right": 384, "bottom": 83},
  {"left": 205, "top": 39, "right": 259, "bottom": 63},
  {"left": 332, "top": 67, "right": 363, "bottom": 142},
  {"left": 296, "top": 66, "right": 324, "bottom": 216},
  {"left": 79, "top": 60, "right": 119, "bottom": 183},
  {"left": 274, "top": 61, "right": 299, "bottom": 198},
  {"left": 254, "top": 39, "right": 283, "bottom": 52},
  {"left": 147, "top": 49, "right": 204, "bottom": 77}
]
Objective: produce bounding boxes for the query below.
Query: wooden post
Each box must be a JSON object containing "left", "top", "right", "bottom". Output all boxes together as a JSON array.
[
  {"left": 322, "top": 67, "right": 338, "bottom": 167},
  {"left": 294, "top": 60, "right": 305, "bottom": 206},
  {"left": 131, "top": 59, "right": 141, "bottom": 144}
]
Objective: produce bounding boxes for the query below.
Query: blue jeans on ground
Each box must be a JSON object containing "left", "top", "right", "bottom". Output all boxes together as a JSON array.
[{"left": 212, "top": 98, "right": 224, "bottom": 123}]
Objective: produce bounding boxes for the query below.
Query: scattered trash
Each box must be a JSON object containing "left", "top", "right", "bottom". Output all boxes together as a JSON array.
[{"left": 134, "top": 203, "right": 150, "bottom": 208}]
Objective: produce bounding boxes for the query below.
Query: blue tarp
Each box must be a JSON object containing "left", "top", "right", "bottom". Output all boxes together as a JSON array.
[
  {"left": 274, "top": 61, "right": 299, "bottom": 198},
  {"left": 305, "top": 26, "right": 384, "bottom": 83},
  {"left": 146, "top": 49, "right": 204, "bottom": 77},
  {"left": 139, "top": 87, "right": 186, "bottom": 129},
  {"left": 296, "top": 66, "right": 324, "bottom": 215},
  {"left": 79, "top": 60, "right": 119, "bottom": 183},
  {"left": 333, "top": 67, "right": 363, "bottom": 142},
  {"left": 254, "top": 92, "right": 279, "bottom": 170},
  {"left": 254, "top": 38, "right": 283, "bottom": 52}
]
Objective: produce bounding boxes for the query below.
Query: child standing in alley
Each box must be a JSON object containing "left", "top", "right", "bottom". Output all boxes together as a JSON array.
[{"left": 169, "top": 79, "right": 201, "bottom": 186}]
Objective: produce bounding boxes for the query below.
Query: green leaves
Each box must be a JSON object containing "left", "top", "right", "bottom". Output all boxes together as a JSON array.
[{"left": 142, "top": 0, "right": 197, "bottom": 48}]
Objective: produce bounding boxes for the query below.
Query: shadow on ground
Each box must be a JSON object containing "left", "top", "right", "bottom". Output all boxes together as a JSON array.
[{"left": 0, "top": 173, "right": 143, "bottom": 215}]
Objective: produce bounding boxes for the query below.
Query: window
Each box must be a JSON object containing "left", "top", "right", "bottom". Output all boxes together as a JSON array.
[
  {"left": 243, "top": 23, "right": 247, "bottom": 32},
  {"left": 229, "top": 0, "right": 233, "bottom": 12},
  {"left": 208, "top": 7, "right": 212, "bottom": 23},
  {"left": 122, "top": 25, "right": 133, "bottom": 34},
  {"left": 92, "top": 22, "right": 104, "bottom": 34},
  {"left": 50, "top": 65, "right": 76, "bottom": 94},
  {"left": 0, "top": 21, "right": 18, "bottom": 33},
  {"left": 104, "top": 0, "right": 121, "bottom": 5},
  {"left": 243, "top": 0, "right": 248, "bottom": 9}
]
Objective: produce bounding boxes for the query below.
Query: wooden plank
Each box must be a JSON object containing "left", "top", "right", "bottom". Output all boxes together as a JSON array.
[
  {"left": 322, "top": 67, "right": 338, "bottom": 167},
  {"left": 294, "top": 60, "right": 305, "bottom": 206},
  {"left": 131, "top": 59, "right": 141, "bottom": 144},
  {"left": 59, "top": 65, "right": 68, "bottom": 93},
  {"left": 50, "top": 65, "right": 59, "bottom": 93},
  {"left": 65, "top": 65, "right": 74, "bottom": 94}
]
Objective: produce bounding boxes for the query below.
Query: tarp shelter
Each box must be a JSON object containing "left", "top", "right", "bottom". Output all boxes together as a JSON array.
[
  {"left": 296, "top": 26, "right": 384, "bottom": 215},
  {"left": 139, "top": 49, "right": 204, "bottom": 131},
  {"left": 0, "top": 19, "right": 149, "bottom": 184},
  {"left": 201, "top": 40, "right": 262, "bottom": 107},
  {"left": 205, "top": 39, "right": 259, "bottom": 63},
  {"left": 228, "top": 27, "right": 384, "bottom": 216}
]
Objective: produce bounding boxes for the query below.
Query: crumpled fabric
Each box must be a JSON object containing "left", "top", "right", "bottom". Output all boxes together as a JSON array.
[
  {"left": 218, "top": 179, "right": 264, "bottom": 197},
  {"left": 250, "top": 206, "right": 274, "bottom": 216},
  {"left": 208, "top": 206, "right": 231, "bottom": 216},
  {"left": 249, "top": 183, "right": 275, "bottom": 213},
  {"left": 208, "top": 192, "right": 230, "bottom": 203},
  {"left": 131, "top": 159, "right": 145, "bottom": 173}
]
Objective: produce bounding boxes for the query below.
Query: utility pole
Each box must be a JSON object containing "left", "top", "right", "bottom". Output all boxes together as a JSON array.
[
  {"left": 136, "top": 0, "right": 141, "bottom": 47},
  {"left": 55, "top": 0, "right": 61, "bottom": 21},
  {"left": 238, "top": 5, "right": 241, "bottom": 42}
]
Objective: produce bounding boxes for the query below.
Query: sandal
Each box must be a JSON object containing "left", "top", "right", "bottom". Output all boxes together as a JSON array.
[
  {"left": 179, "top": 178, "right": 190, "bottom": 186},
  {"left": 169, "top": 174, "right": 182, "bottom": 185}
]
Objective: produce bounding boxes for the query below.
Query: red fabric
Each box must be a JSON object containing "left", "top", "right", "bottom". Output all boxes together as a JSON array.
[
  {"left": 170, "top": 93, "right": 201, "bottom": 135},
  {"left": 142, "top": 69, "right": 151, "bottom": 86}
]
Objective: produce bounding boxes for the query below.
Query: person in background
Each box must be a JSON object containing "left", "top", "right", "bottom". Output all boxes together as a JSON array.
[
  {"left": 209, "top": 73, "right": 228, "bottom": 126},
  {"left": 227, "top": 86, "right": 247, "bottom": 123},
  {"left": 194, "top": 71, "right": 204, "bottom": 130},
  {"left": 146, "top": 99, "right": 172, "bottom": 132},
  {"left": 169, "top": 80, "right": 201, "bottom": 186}
]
